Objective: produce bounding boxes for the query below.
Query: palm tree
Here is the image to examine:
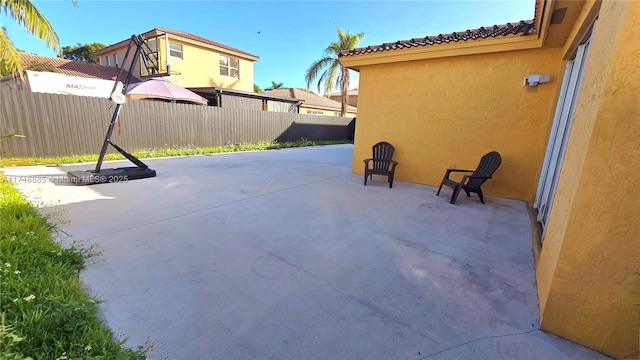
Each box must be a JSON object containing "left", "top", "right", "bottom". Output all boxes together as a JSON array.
[
  {"left": 264, "top": 81, "right": 284, "bottom": 91},
  {"left": 305, "top": 28, "right": 364, "bottom": 116},
  {"left": 0, "top": 0, "right": 75, "bottom": 79}
]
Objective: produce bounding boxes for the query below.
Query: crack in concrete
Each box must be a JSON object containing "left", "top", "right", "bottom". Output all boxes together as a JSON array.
[{"left": 416, "top": 329, "right": 540, "bottom": 359}]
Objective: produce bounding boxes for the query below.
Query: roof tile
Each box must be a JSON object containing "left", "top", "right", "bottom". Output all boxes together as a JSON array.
[
  {"left": 19, "top": 53, "right": 140, "bottom": 82},
  {"left": 341, "top": 20, "right": 535, "bottom": 57},
  {"left": 264, "top": 88, "right": 357, "bottom": 112},
  {"left": 154, "top": 28, "right": 259, "bottom": 59}
]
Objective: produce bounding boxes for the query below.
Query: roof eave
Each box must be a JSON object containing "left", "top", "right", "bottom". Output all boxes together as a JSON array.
[
  {"left": 95, "top": 28, "right": 259, "bottom": 61},
  {"left": 340, "top": 32, "right": 544, "bottom": 70},
  {"left": 340, "top": 0, "right": 551, "bottom": 69},
  {"left": 160, "top": 32, "right": 260, "bottom": 61},
  {"left": 156, "top": 28, "right": 260, "bottom": 60}
]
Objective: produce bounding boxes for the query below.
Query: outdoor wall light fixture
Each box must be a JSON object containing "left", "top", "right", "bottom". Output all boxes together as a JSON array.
[{"left": 524, "top": 74, "right": 551, "bottom": 86}]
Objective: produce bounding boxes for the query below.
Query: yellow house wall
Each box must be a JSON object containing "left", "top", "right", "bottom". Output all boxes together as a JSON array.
[
  {"left": 99, "top": 46, "right": 140, "bottom": 77},
  {"left": 536, "top": 1, "right": 640, "bottom": 358},
  {"left": 167, "top": 39, "right": 254, "bottom": 91},
  {"left": 351, "top": 47, "right": 563, "bottom": 202}
]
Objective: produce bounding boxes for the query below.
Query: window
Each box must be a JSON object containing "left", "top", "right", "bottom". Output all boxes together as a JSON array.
[
  {"left": 114, "top": 53, "right": 119, "bottom": 68},
  {"left": 169, "top": 42, "right": 183, "bottom": 59},
  {"left": 306, "top": 110, "right": 324, "bottom": 115},
  {"left": 219, "top": 55, "right": 239, "bottom": 78},
  {"left": 106, "top": 55, "right": 111, "bottom": 66}
]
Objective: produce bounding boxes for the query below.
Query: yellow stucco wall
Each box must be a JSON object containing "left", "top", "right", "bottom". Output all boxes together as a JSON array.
[
  {"left": 167, "top": 39, "right": 254, "bottom": 91},
  {"left": 100, "top": 46, "right": 139, "bottom": 77},
  {"left": 351, "top": 47, "right": 563, "bottom": 202},
  {"left": 536, "top": 1, "right": 640, "bottom": 357}
]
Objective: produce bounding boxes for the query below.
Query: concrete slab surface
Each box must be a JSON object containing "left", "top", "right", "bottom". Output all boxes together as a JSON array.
[{"left": 3, "top": 144, "right": 609, "bottom": 360}]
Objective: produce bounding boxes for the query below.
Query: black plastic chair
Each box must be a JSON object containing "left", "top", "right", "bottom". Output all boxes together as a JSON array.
[
  {"left": 364, "top": 142, "right": 399, "bottom": 188},
  {"left": 436, "top": 151, "right": 502, "bottom": 204}
]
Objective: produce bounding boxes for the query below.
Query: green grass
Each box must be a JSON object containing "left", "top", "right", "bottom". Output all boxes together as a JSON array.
[
  {"left": 0, "top": 139, "right": 350, "bottom": 167},
  {"left": 0, "top": 174, "right": 147, "bottom": 359}
]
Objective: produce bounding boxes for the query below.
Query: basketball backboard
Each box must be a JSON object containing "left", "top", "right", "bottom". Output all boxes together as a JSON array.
[{"left": 139, "top": 34, "right": 170, "bottom": 78}]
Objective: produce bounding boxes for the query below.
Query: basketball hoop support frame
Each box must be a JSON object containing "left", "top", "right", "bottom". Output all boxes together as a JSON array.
[{"left": 68, "top": 35, "right": 158, "bottom": 185}]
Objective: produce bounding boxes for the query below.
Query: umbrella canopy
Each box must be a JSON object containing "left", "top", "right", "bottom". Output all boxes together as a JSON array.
[{"left": 125, "top": 79, "right": 208, "bottom": 105}]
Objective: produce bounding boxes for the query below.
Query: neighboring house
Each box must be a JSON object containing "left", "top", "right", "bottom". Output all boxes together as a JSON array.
[
  {"left": 0, "top": 53, "right": 139, "bottom": 96},
  {"left": 340, "top": 0, "right": 638, "bottom": 358},
  {"left": 190, "top": 87, "right": 301, "bottom": 112},
  {"left": 327, "top": 90, "right": 358, "bottom": 107},
  {"left": 94, "top": 27, "right": 259, "bottom": 92},
  {"left": 264, "top": 88, "right": 357, "bottom": 117}
]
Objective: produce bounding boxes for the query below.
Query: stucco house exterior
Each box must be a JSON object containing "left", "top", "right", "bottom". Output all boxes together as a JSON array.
[
  {"left": 95, "top": 28, "right": 259, "bottom": 92},
  {"left": 340, "top": 0, "right": 639, "bottom": 358},
  {"left": 265, "top": 88, "right": 357, "bottom": 117},
  {"left": 327, "top": 90, "right": 358, "bottom": 107}
]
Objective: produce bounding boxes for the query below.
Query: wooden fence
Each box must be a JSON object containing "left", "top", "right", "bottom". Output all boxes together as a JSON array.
[{"left": 0, "top": 90, "right": 355, "bottom": 158}]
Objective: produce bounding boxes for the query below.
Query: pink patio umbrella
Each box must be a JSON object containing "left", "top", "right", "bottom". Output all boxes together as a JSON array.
[{"left": 125, "top": 79, "right": 208, "bottom": 105}]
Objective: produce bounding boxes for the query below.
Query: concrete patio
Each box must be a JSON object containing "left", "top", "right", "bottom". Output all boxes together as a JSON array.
[{"left": 3, "top": 144, "right": 608, "bottom": 359}]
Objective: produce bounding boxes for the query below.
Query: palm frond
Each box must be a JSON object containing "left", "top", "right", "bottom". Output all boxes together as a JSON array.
[
  {"left": 0, "top": 133, "right": 25, "bottom": 141},
  {"left": 305, "top": 56, "right": 334, "bottom": 89},
  {"left": 336, "top": 28, "right": 365, "bottom": 50},
  {"left": 1, "top": 0, "right": 61, "bottom": 52},
  {"left": 0, "top": 26, "right": 23, "bottom": 80},
  {"left": 306, "top": 27, "right": 364, "bottom": 96},
  {"left": 325, "top": 41, "right": 342, "bottom": 57},
  {"left": 344, "top": 32, "right": 365, "bottom": 50},
  {"left": 317, "top": 59, "right": 340, "bottom": 94}
]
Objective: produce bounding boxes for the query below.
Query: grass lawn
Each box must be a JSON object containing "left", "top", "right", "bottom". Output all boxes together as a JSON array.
[
  {"left": 0, "top": 139, "right": 350, "bottom": 167},
  {"left": 0, "top": 174, "right": 147, "bottom": 359}
]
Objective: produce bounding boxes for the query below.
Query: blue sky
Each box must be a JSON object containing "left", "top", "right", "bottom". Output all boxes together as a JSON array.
[{"left": 3, "top": 0, "right": 535, "bottom": 92}]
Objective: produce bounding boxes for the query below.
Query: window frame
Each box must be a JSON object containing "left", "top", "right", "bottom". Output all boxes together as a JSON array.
[
  {"left": 169, "top": 42, "right": 183, "bottom": 59},
  {"left": 106, "top": 55, "right": 111, "bottom": 66},
  {"left": 219, "top": 55, "right": 240, "bottom": 79},
  {"left": 114, "top": 53, "right": 119, "bottom": 67}
]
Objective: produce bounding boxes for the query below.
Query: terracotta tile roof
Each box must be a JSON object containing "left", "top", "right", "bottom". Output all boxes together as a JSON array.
[
  {"left": 96, "top": 28, "right": 259, "bottom": 60},
  {"left": 156, "top": 28, "right": 259, "bottom": 59},
  {"left": 19, "top": 53, "right": 140, "bottom": 82},
  {"left": 341, "top": 20, "right": 536, "bottom": 57},
  {"left": 265, "top": 88, "right": 357, "bottom": 112}
]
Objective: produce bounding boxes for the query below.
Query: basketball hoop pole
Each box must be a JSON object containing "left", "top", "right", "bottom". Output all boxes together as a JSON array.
[
  {"left": 68, "top": 34, "right": 157, "bottom": 185},
  {"left": 94, "top": 35, "right": 144, "bottom": 172}
]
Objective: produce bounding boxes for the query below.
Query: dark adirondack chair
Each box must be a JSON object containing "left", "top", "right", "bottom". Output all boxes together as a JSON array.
[
  {"left": 436, "top": 151, "right": 502, "bottom": 204},
  {"left": 364, "top": 142, "right": 399, "bottom": 188}
]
